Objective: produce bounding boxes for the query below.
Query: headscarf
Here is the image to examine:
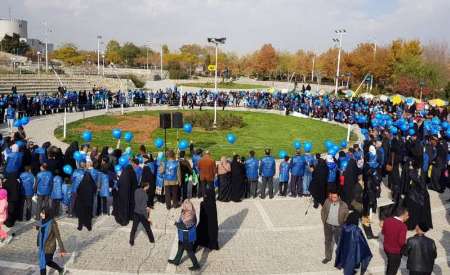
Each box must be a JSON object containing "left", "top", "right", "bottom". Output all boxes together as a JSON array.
[
  {"left": 11, "top": 144, "right": 19, "bottom": 153},
  {"left": 181, "top": 199, "right": 196, "bottom": 227},
  {"left": 369, "top": 145, "right": 376, "bottom": 155},
  {"left": 0, "top": 188, "right": 7, "bottom": 200}
]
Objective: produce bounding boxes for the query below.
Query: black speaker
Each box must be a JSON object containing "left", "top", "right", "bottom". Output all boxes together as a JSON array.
[
  {"left": 172, "top": 112, "right": 183, "bottom": 128},
  {"left": 160, "top": 113, "right": 172, "bottom": 129}
]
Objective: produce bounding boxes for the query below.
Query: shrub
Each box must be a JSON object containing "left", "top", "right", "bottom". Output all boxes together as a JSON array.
[
  {"left": 184, "top": 111, "right": 244, "bottom": 130},
  {"left": 126, "top": 74, "right": 145, "bottom": 88}
]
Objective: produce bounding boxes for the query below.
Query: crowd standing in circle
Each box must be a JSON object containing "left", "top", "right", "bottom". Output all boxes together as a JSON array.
[{"left": 0, "top": 84, "right": 448, "bottom": 275}]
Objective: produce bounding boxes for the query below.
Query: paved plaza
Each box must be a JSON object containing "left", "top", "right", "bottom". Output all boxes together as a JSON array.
[{"left": 0, "top": 107, "right": 449, "bottom": 274}]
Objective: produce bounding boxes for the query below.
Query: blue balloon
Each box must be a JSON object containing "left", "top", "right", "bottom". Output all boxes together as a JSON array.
[
  {"left": 340, "top": 140, "right": 348, "bottom": 149},
  {"left": 112, "top": 128, "right": 122, "bottom": 140},
  {"left": 408, "top": 129, "right": 415, "bottom": 136},
  {"left": 73, "top": 151, "right": 83, "bottom": 161},
  {"left": 226, "top": 133, "right": 236, "bottom": 144},
  {"left": 278, "top": 150, "right": 288, "bottom": 159},
  {"left": 183, "top": 123, "right": 193, "bottom": 134},
  {"left": 371, "top": 118, "right": 379, "bottom": 127},
  {"left": 375, "top": 113, "right": 383, "bottom": 120},
  {"left": 63, "top": 164, "right": 73, "bottom": 175},
  {"left": 432, "top": 117, "right": 441, "bottom": 125},
  {"left": 441, "top": 121, "right": 449, "bottom": 129},
  {"left": 324, "top": 140, "right": 333, "bottom": 150},
  {"left": 178, "top": 139, "right": 189, "bottom": 150},
  {"left": 14, "top": 120, "right": 22, "bottom": 127},
  {"left": 154, "top": 138, "right": 164, "bottom": 149},
  {"left": 340, "top": 160, "right": 348, "bottom": 170},
  {"left": 390, "top": 126, "right": 398, "bottom": 135},
  {"left": 124, "top": 131, "right": 133, "bottom": 143},
  {"left": 328, "top": 148, "right": 338, "bottom": 156},
  {"left": 119, "top": 155, "right": 129, "bottom": 166},
  {"left": 332, "top": 145, "right": 339, "bottom": 153},
  {"left": 114, "top": 164, "right": 122, "bottom": 174},
  {"left": 82, "top": 130, "right": 93, "bottom": 142},
  {"left": 304, "top": 142, "right": 312, "bottom": 152},
  {"left": 400, "top": 123, "right": 408, "bottom": 132},
  {"left": 20, "top": 116, "right": 29, "bottom": 126},
  {"left": 293, "top": 140, "right": 302, "bottom": 150}
]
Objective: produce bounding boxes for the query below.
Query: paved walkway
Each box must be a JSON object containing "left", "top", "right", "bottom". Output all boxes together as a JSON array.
[{"left": 0, "top": 106, "right": 449, "bottom": 274}]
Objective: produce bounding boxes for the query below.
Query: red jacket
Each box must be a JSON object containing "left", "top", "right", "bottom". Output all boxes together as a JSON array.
[{"left": 382, "top": 217, "right": 407, "bottom": 254}]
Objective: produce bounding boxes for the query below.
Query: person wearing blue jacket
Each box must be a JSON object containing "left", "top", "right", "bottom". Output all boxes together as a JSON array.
[
  {"left": 245, "top": 151, "right": 259, "bottom": 198},
  {"left": 35, "top": 163, "right": 53, "bottom": 221},
  {"left": 259, "top": 149, "right": 276, "bottom": 199},
  {"left": 5, "top": 104, "right": 15, "bottom": 133},
  {"left": 278, "top": 156, "right": 290, "bottom": 196},
  {"left": 98, "top": 160, "right": 112, "bottom": 215},
  {"left": 289, "top": 150, "right": 306, "bottom": 197},
  {"left": 191, "top": 149, "right": 202, "bottom": 198},
  {"left": 51, "top": 170, "right": 63, "bottom": 217},
  {"left": 303, "top": 153, "right": 316, "bottom": 196},
  {"left": 19, "top": 166, "right": 35, "bottom": 221},
  {"left": 5, "top": 144, "right": 23, "bottom": 177},
  {"left": 71, "top": 161, "right": 86, "bottom": 217}
]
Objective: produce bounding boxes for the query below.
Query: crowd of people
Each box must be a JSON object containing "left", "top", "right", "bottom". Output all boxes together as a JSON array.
[{"left": 0, "top": 84, "right": 448, "bottom": 275}]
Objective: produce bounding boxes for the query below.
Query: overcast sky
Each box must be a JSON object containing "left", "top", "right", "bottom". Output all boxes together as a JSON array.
[{"left": 3, "top": 0, "right": 450, "bottom": 54}]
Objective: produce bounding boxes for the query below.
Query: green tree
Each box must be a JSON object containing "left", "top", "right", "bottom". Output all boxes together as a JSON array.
[
  {"left": 105, "top": 40, "right": 122, "bottom": 64},
  {"left": 119, "top": 42, "right": 140, "bottom": 66}
]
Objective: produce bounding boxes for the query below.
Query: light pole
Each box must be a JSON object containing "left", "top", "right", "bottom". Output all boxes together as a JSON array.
[
  {"left": 37, "top": 51, "right": 41, "bottom": 75},
  {"left": 311, "top": 54, "right": 315, "bottom": 82},
  {"left": 160, "top": 45, "right": 163, "bottom": 79},
  {"left": 207, "top": 37, "right": 226, "bottom": 127},
  {"left": 102, "top": 52, "right": 105, "bottom": 76},
  {"left": 370, "top": 40, "right": 376, "bottom": 92},
  {"left": 42, "top": 21, "right": 51, "bottom": 73},
  {"left": 333, "top": 29, "right": 346, "bottom": 96},
  {"left": 97, "top": 35, "right": 102, "bottom": 75}
]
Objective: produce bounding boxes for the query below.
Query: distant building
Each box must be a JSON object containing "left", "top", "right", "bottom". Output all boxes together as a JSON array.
[
  {"left": 0, "top": 18, "right": 28, "bottom": 39},
  {"left": 27, "top": 38, "right": 54, "bottom": 53}
]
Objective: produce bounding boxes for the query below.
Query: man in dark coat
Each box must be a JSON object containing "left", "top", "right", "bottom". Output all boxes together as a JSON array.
[
  {"left": 402, "top": 222, "right": 437, "bottom": 275},
  {"left": 309, "top": 154, "right": 329, "bottom": 208},
  {"left": 141, "top": 159, "right": 156, "bottom": 208},
  {"left": 3, "top": 174, "right": 20, "bottom": 227},
  {"left": 340, "top": 158, "right": 358, "bottom": 207},
  {"left": 75, "top": 172, "right": 96, "bottom": 231},
  {"left": 179, "top": 151, "right": 193, "bottom": 202},
  {"left": 113, "top": 165, "right": 138, "bottom": 226},
  {"left": 195, "top": 185, "right": 219, "bottom": 250}
]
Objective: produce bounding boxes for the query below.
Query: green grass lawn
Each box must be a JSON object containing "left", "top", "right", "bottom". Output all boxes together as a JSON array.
[
  {"left": 179, "top": 82, "right": 269, "bottom": 90},
  {"left": 55, "top": 110, "right": 356, "bottom": 159}
]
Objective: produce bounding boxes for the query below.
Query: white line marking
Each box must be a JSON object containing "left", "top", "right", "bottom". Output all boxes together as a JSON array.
[{"left": 253, "top": 200, "right": 274, "bottom": 230}]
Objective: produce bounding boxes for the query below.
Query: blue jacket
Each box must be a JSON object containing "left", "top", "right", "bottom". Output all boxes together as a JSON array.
[
  {"left": 36, "top": 170, "right": 53, "bottom": 196},
  {"left": 51, "top": 176, "right": 63, "bottom": 200},
  {"left": 245, "top": 157, "right": 259, "bottom": 180},
  {"left": 164, "top": 160, "right": 179, "bottom": 181},
  {"left": 62, "top": 183, "right": 71, "bottom": 206},
  {"left": 19, "top": 171, "right": 35, "bottom": 197},
  {"left": 192, "top": 154, "right": 201, "bottom": 173},
  {"left": 259, "top": 156, "right": 275, "bottom": 177},
  {"left": 279, "top": 161, "right": 290, "bottom": 182},
  {"left": 327, "top": 161, "right": 337, "bottom": 183},
  {"left": 99, "top": 171, "right": 111, "bottom": 197},
  {"left": 134, "top": 166, "right": 143, "bottom": 185},
  {"left": 71, "top": 169, "right": 85, "bottom": 193},
  {"left": 6, "top": 107, "right": 15, "bottom": 119},
  {"left": 290, "top": 155, "right": 306, "bottom": 176},
  {"left": 367, "top": 152, "right": 379, "bottom": 169},
  {"left": 6, "top": 152, "right": 23, "bottom": 175}
]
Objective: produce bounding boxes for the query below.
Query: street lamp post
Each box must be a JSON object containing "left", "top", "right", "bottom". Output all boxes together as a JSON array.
[
  {"left": 37, "top": 51, "right": 41, "bottom": 75},
  {"left": 42, "top": 21, "right": 51, "bottom": 73},
  {"left": 160, "top": 45, "right": 163, "bottom": 79},
  {"left": 207, "top": 37, "right": 226, "bottom": 127},
  {"left": 311, "top": 54, "right": 315, "bottom": 82},
  {"left": 102, "top": 52, "right": 105, "bottom": 76},
  {"left": 333, "top": 29, "right": 346, "bottom": 96},
  {"left": 97, "top": 35, "right": 102, "bottom": 75}
]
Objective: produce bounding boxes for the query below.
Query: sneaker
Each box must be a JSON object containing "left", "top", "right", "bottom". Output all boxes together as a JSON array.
[
  {"left": 322, "top": 258, "right": 331, "bottom": 264},
  {"left": 188, "top": 265, "right": 201, "bottom": 271},
  {"left": 129, "top": 240, "right": 134, "bottom": 246},
  {"left": 167, "top": 259, "right": 179, "bottom": 266}
]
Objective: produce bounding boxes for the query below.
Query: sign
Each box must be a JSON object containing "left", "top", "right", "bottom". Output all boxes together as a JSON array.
[{"left": 207, "top": 64, "right": 216, "bottom": 71}]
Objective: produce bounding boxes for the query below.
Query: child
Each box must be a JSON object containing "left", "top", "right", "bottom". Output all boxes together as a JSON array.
[
  {"left": 278, "top": 156, "right": 290, "bottom": 196},
  {"left": 51, "top": 170, "right": 63, "bottom": 217},
  {"left": 0, "top": 187, "right": 7, "bottom": 240},
  {"left": 19, "top": 166, "right": 35, "bottom": 221},
  {"left": 168, "top": 200, "right": 200, "bottom": 271}
]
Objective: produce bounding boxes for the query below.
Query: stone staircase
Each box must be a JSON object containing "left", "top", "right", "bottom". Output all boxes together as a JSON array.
[{"left": 0, "top": 75, "right": 93, "bottom": 95}]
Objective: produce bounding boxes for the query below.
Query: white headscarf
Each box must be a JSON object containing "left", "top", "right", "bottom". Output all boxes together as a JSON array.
[
  {"left": 11, "top": 144, "right": 19, "bottom": 153},
  {"left": 369, "top": 145, "right": 376, "bottom": 155}
]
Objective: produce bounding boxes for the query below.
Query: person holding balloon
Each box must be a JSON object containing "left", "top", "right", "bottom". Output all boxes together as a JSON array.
[
  {"left": 159, "top": 150, "right": 181, "bottom": 210},
  {"left": 289, "top": 150, "right": 306, "bottom": 197},
  {"left": 303, "top": 142, "right": 316, "bottom": 197},
  {"left": 278, "top": 155, "right": 290, "bottom": 196}
]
